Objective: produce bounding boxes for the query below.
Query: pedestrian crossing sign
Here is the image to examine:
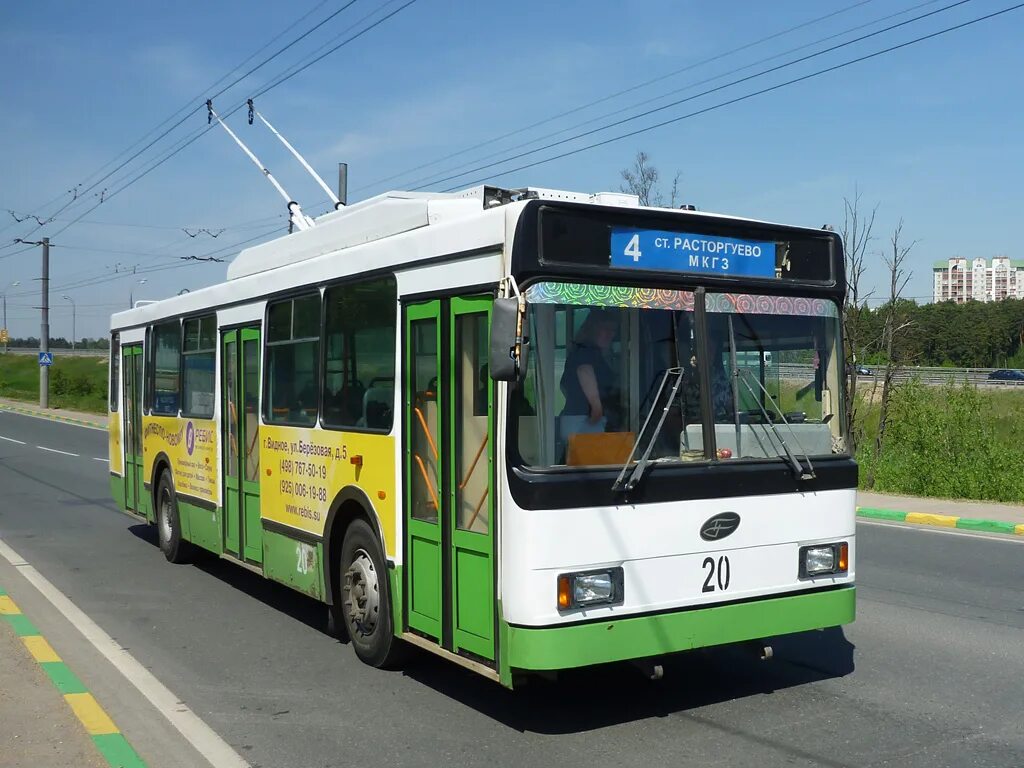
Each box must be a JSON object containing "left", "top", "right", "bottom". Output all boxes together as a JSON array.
[{"left": 38, "top": 351, "right": 53, "bottom": 366}]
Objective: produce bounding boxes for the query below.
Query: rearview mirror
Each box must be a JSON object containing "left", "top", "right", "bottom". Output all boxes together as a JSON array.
[{"left": 489, "top": 296, "right": 527, "bottom": 383}]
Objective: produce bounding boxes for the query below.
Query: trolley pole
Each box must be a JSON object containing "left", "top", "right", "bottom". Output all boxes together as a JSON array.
[{"left": 40, "top": 237, "right": 49, "bottom": 408}]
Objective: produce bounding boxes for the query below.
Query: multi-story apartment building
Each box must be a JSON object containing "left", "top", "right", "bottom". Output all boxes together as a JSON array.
[{"left": 933, "top": 256, "right": 1024, "bottom": 303}]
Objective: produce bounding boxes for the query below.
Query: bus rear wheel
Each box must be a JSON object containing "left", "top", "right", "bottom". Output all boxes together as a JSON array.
[
  {"left": 156, "top": 469, "right": 192, "bottom": 564},
  {"left": 339, "top": 519, "right": 407, "bottom": 668}
]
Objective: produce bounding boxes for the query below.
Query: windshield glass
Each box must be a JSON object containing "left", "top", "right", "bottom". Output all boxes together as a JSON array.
[{"left": 514, "top": 282, "right": 846, "bottom": 469}]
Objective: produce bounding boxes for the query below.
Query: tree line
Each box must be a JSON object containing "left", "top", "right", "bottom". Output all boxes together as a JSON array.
[
  {"left": 847, "top": 297, "right": 1024, "bottom": 369},
  {"left": 2, "top": 337, "right": 110, "bottom": 350}
]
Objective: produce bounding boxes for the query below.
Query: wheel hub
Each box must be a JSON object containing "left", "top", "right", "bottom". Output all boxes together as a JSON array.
[
  {"left": 343, "top": 549, "right": 380, "bottom": 637},
  {"left": 159, "top": 489, "right": 172, "bottom": 543}
]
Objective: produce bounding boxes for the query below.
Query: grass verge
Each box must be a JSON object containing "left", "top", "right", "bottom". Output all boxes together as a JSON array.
[{"left": 0, "top": 354, "right": 107, "bottom": 414}]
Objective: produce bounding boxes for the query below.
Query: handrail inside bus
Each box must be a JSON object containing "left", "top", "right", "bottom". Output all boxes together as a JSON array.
[
  {"left": 413, "top": 405, "right": 439, "bottom": 460},
  {"left": 466, "top": 488, "right": 488, "bottom": 530},
  {"left": 458, "top": 434, "right": 488, "bottom": 491},
  {"left": 413, "top": 453, "right": 439, "bottom": 511}
]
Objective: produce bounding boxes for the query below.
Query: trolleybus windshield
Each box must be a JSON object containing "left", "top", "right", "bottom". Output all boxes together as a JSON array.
[{"left": 513, "top": 282, "right": 847, "bottom": 470}]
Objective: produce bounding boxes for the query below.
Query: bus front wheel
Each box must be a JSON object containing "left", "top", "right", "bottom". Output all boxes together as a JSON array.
[
  {"left": 338, "top": 519, "right": 407, "bottom": 668},
  {"left": 156, "top": 469, "right": 191, "bottom": 564}
]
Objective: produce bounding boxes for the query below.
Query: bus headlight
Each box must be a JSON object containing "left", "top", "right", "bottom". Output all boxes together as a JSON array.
[
  {"left": 799, "top": 542, "right": 849, "bottom": 577},
  {"left": 557, "top": 568, "right": 623, "bottom": 610}
]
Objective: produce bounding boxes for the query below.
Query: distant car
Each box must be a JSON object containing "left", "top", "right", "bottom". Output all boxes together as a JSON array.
[
  {"left": 987, "top": 369, "right": 1024, "bottom": 382},
  {"left": 855, "top": 365, "right": 872, "bottom": 376}
]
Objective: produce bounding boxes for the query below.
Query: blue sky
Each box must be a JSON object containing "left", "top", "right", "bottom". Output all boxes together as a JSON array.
[{"left": 1, "top": 0, "right": 1022, "bottom": 339}]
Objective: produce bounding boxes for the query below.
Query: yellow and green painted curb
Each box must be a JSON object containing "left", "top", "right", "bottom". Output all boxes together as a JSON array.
[
  {"left": 0, "top": 587, "right": 146, "bottom": 768},
  {"left": 0, "top": 402, "right": 107, "bottom": 430},
  {"left": 857, "top": 506, "right": 1024, "bottom": 536}
]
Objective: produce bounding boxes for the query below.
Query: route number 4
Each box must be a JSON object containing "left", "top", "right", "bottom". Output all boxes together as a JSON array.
[{"left": 624, "top": 234, "right": 642, "bottom": 262}]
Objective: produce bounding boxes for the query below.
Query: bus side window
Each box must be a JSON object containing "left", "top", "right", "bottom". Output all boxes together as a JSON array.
[
  {"left": 322, "top": 276, "right": 397, "bottom": 432},
  {"left": 151, "top": 320, "right": 181, "bottom": 415},
  {"left": 266, "top": 294, "right": 321, "bottom": 426}
]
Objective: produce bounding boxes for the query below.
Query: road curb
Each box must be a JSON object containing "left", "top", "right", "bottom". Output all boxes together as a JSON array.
[
  {"left": 857, "top": 506, "right": 1024, "bottom": 536},
  {"left": 0, "top": 587, "right": 147, "bottom": 768},
  {"left": 0, "top": 403, "right": 107, "bottom": 431}
]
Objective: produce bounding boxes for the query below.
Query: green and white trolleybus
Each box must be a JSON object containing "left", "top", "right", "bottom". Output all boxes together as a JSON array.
[{"left": 108, "top": 185, "right": 855, "bottom": 687}]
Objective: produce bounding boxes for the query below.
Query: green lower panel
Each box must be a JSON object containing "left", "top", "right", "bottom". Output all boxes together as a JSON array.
[
  {"left": 389, "top": 565, "right": 403, "bottom": 637},
  {"left": 262, "top": 528, "right": 324, "bottom": 600},
  {"left": 409, "top": 535, "right": 441, "bottom": 637},
  {"left": 137, "top": 471, "right": 152, "bottom": 521},
  {"left": 109, "top": 475, "right": 125, "bottom": 510},
  {"left": 454, "top": 547, "right": 493, "bottom": 657},
  {"left": 182, "top": 501, "right": 221, "bottom": 555},
  {"left": 507, "top": 586, "right": 856, "bottom": 672}
]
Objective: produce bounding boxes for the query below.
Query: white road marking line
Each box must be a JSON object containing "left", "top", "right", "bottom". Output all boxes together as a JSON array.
[
  {"left": 858, "top": 518, "right": 1024, "bottom": 545},
  {"left": 92, "top": 457, "right": 109, "bottom": 463},
  {"left": 0, "top": 407, "right": 107, "bottom": 432},
  {"left": 36, "top": 446, "right": 79, "bottom": 457},
  {"left": 0, "top": 538, "right": 249, "bottom": 768},
  {"left": 0, "top": 434, "right": 26, "bottom": 444}
]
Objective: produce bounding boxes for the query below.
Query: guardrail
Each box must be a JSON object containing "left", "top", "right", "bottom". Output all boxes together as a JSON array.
[
  {"left": 778, "top": 363, "right": 1024, "bottom": 387},
  {"left": 2, "top": 347, "right": 107, "bottom": 358}
]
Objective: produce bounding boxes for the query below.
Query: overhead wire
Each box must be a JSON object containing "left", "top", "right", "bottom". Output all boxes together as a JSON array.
[
  {"left": 2, "top": 0, "right": 358, "bottom": 246},
  {"left": 442, "top": 2, "right": 1024, "bottom": 191},
  {"left": 357, "top": 0, "right": 885, "bottom": 193},
  {"left": 27, "top": 0, "right": 421, "bottom": 247},
  {"left": 410, "top": 0, "right": 977, "bottom": 192},
  {"left": 389, "top": 0, "right": 949, "bottom": 193}
]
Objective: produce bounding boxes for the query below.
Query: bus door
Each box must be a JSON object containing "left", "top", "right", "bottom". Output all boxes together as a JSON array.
[
  {"left": 405, "top": 297, "right": 495, "bottom": 662},
  {"left": 222, "top": 327, "right": 263, "bottom": 564},
  {"left": 122, "top": 344, "right": 144, "bottom": 515}
]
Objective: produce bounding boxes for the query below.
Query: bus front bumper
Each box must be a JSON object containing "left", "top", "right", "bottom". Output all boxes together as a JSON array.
[{"left": 505, "top": 585, "right": 855, "bottom": 674}]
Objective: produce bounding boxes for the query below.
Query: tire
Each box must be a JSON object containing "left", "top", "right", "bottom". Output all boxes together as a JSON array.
[
  {"left": 338, "top": 518, "right": 408, "bottom": 668},
  {"left": 156, "top": 469, "right": 192, "bottom": 564}
]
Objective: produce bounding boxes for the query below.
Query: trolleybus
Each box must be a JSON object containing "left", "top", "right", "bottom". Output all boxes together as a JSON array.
[{"left": 108, "top": 185, "right": 855, "bottom": 686}]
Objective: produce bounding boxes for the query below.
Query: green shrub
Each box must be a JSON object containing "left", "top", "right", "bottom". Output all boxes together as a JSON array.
[{"left": 858, "top": 380, "right": 1024, "bottom": 503}]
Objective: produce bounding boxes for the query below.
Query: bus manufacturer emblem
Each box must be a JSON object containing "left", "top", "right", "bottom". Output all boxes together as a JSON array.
[{"left": 700, "top": 513, "right": 740, "bottom": 541}]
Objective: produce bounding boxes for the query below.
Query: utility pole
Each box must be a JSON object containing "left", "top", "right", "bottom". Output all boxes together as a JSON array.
[
  {"left": 40, "top": 237, "right": 49, "bottom": 408},
  {"left": 1, "top": 280, "right": 19, "bottom": 354},
  {"left": 63, "top": 295, "right": 75, "bottom": 355}
]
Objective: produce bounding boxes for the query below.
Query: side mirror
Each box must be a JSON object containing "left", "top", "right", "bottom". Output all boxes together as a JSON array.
[{"left": 489, "top": 296, "right": 527, "bottom": 383}]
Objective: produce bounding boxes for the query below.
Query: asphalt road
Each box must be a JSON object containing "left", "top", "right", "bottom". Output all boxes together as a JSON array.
[{"left": 0, "top": 410, "right": 1021, "bottom": 768}]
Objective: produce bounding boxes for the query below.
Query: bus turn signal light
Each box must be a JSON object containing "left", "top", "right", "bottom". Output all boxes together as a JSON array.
[
  {"left": 838, "top": 542, "right": 849, "bottom": 572},
  {"left": 557, "top": 575, "right": 571, "bottom": 609}
]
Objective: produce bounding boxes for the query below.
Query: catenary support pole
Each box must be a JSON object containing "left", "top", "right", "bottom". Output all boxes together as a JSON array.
[{"left": 40, "top": 237, "right": 49, "bottom": 408}]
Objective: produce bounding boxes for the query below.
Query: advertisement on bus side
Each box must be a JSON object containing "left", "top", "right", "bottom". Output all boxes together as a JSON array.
[
  {"left": 142, "top": 415, "right": 218, "bottom": 503},
  {"left": 259, "top": 425, "right": 397, "bottom": 556}
]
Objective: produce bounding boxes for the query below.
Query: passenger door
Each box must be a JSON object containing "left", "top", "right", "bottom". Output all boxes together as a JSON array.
[
  {"left": 122, "top": 344, "right": 144, "bottom": 515},
  {"left": 404, "top": 297, "right": 495, "bottom": 661},
  {"left": 222, "top": 327, "right": 263, "bottom": 564}
]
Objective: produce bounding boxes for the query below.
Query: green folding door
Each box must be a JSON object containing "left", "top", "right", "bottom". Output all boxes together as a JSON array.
[
  {"left": 404, "top": 297, "right": 495, "bottom": 661},
  {"left": 222, "top": 327, "right": 263, "bottom": 563},
  {"left": 122, "top": 344, "right": 144, "bottom": 515}
]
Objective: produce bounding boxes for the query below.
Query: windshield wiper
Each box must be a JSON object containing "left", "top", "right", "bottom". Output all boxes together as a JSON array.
[
  {"left": 737, "top": 370, "right": 816, "bottom": 481},
  {"left": 612, "top": 367, "right": 684, "bottom": 492}
]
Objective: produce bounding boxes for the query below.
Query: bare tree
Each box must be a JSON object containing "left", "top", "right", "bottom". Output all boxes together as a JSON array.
[
  {"left": 839, "top": 186, "right": 878, "bottom": 455},
  {"left": 620, "top": 151, "right": 682, "bottom": 207},
  {"left": 866, "top": 220, "right": 914, "bottom": 488}
]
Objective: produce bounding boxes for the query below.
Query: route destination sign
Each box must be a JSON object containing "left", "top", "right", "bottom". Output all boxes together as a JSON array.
[{"left": 611, "top": 227, "right": 777, "bottom": 278}]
